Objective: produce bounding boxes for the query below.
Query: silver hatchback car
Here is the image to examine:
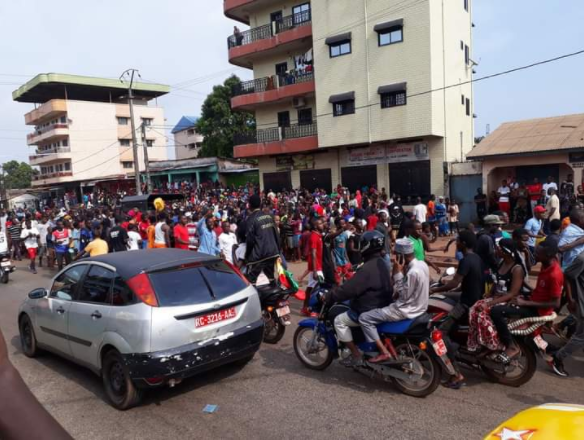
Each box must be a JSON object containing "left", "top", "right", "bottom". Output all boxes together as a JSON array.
[{"left": 18, "top": 249, "right": 263, "bottom": 410}]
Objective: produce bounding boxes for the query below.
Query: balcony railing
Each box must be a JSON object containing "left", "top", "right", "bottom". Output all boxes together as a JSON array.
[
  {"left": 30, "top": 146, "right": 71, "bottom": 160},
  {"left": 33, "top": 171, "right": 73, "bottom": 181},
  {"left": 234, "top": 121, "right": 317, "bottom": 145},
  {"left": 227, "top": 9, "right": 311, "bottom": 49},
  {"left": 232, "top": 70, "right": 314, "bottom": 97},
  {"left": 27, "top": 123, "right": 69, "bottom": 142}
]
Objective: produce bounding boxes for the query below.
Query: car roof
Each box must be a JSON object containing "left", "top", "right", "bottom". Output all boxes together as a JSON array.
[{"left": 86, "top": 249, "right": 219, "bottom": 280}]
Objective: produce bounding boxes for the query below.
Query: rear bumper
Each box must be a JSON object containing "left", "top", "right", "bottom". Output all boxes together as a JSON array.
[{"left": 122, "top": 319, "right": 264, "bottom": 386}]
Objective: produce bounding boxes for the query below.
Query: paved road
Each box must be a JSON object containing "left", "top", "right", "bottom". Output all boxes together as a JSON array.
[{"left": 1, "top": 260, "right": 583, "bottom": 439}]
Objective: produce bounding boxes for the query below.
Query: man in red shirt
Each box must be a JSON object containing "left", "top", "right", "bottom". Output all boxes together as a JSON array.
[
  {"left": 527, "top": 177, "right": 543, "bottom": 216},
  {"left": 302, "top": 218, "right": 324, "bottom": 316},
  {"left": 490, "top": 240, "right": 562, "bottom": 363},
  {"left": 366, "top": 208, "right": 378, "bottom": 231},
  {"left": 173, "top": 215, "right": 190, "bottom": 250}
]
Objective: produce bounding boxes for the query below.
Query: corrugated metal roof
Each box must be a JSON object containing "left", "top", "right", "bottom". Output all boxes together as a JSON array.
[
  {"left": 171, "top": 116, "right": 199, "bottom": 134},
  {"left": 467, "top": 113, "right": 584, "bottom": 159}
]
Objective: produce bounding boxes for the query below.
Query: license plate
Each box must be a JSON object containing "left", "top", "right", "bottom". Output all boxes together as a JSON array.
[
  {"left": 276, "top": 305, "right": 291, "bottom": 317},
  {"left": 195, "top": 307, "right": 237, "bottom": 328},
  {"left": 534, "top": 335, "right": 548, "bottom": 350},
  {"left": 0, "top": 261, "right": 11, "bottom": 267},
  {"left": 432, "top": 339, "right": 448, "bottom": 356}
]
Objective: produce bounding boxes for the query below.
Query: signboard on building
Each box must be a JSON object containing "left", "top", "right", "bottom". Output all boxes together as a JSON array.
[
  {"left": 347, "top": 143, "right": 429, "bottom": 166},
  {"left": 276, "top": 154, "right": 314, "bottom": 171}
]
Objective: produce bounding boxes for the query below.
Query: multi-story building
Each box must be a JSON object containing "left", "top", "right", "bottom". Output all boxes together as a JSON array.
[
  {"left": 172, "top": 116, "right": 204, "bottom": 160},
  {"left": 13, "top": 73, "right": 169, "bottom": 193},
  {"left": 225, "top": 0, "right": 474, "bottom": 199}
]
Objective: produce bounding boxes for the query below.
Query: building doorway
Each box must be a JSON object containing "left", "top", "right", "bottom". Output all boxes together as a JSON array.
[
  {"left": 263, "top": 171, "right": 291, "bottom": 193},
  {"left": 341, "top": 165, "right": 377, "bottom": 193},
  {"left": 300, "top": 169, "right": 332, "bottom": 193},
  {"left": 389, "top": 160, "right": 431, "bottom": 203}
]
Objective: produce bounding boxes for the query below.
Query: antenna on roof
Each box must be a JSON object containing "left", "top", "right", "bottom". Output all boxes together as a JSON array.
[{"left": 486, "top": 124, "right": 490, "bottom": 135}]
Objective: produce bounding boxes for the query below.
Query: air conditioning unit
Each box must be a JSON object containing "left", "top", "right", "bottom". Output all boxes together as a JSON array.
[{"left": 293, "top": 97, "right": 306, "bottom": 108}]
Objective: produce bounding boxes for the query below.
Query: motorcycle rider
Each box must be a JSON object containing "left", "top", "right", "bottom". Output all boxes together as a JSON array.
[
  {"left": 0, "top": 224, "right": 11, "bottom": 258},
  {"left": 245, "top": 194, "right": 280, "bottom": 285},
  {"left": 359, "top": 238, "right": 429, "bottom": 363},
  {"left": 430, "top": 230, "right": 483, "bottom": 389},
  {"left": 325, "top": 230, "right": 392, "bottom": 367}
]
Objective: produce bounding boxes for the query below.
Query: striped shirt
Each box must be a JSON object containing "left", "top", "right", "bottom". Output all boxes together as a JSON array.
[{"left": 8, "top": 224, "right": 21, "bottom": 241}]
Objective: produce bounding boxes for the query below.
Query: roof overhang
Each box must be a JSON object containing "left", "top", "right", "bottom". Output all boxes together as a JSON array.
[
  {"left": 13, "top": 73, "right": 170, "bottom": 103},
  {"left": 374, "top": 19, "right": 404, "bottom": 33}
]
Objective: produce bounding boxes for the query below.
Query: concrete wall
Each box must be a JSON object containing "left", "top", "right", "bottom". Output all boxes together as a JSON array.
[{"left": 174, "top": 128, "right": 204, "bottom": 160}]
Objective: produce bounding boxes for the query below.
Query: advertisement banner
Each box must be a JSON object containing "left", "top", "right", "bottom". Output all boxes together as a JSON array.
[
  {"left": 276, "top": 154, "right": 315, "bottom": 171},
  {"left": 276, "top": 156, "right": 293, "bottom": 171},
  {"left": 347, "top": 143, "right": 429, "bottom": 166}
]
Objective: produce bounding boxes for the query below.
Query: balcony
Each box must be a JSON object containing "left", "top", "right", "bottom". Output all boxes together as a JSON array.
[
  {"left": 233, "top": 121, "right": 318, "bottom": 158},
  {"left": 27, "top": 123, "right": 69, "bottom": 145},
  {"left": 228, "top": 10, "right": 312, "bottom": 68},
  {"left": 231, "top": 71, "right": 314, "bottom": 110},
  {"left": 29, "top": 147, "right": 72, "bottom": 166},
  {"left": 32, "top": 171, "right": 73, "bottom": 185},
  {"left": 24, "top": 99, "right": 67, "bottom": 125}
]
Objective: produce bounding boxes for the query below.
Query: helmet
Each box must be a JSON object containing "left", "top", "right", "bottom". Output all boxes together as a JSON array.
[{"left": 360, "top": 230, "right": 385, "bottom": 258}]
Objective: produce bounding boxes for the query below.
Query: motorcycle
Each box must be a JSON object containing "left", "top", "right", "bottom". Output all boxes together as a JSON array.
[
  {"left": 293, "top": 287, "right": 448, "bottom": 398},
  {"left": 256, "top": 284, "right": 294, "bottom": 344},
  {"left": 428, "top": 288, "right": 555, "bottom": 387},
  {"left": 0, "top": 252, "right": 14, "bottom": 284}
]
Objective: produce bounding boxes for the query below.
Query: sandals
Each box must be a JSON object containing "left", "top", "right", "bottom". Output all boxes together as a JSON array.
[{"left": 441, "top": 380, "right": 466, "bottom": 390}]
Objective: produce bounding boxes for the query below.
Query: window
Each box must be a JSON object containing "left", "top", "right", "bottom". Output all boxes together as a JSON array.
[
  {"left": 466, "top": 98, "right": 471, "bottom": 116},
  {"left": 333, "top": 100, "right": 355, "bottom": 117},
  {"left": 187, "top": 129, "right": 195, "bottom": 136},
  {"left": 64, "top": 162, "right": 71, "bottom": 171},
  {"left": 378, "top": 26, "right": 403, "bottom": 46},
  {"left": 112, "top": 277, "right": 136, "bottom": 306},
  {"left": 298, "top": 108, "right": 313, "bottom": 125},
  {"left": 141, "top": 118, "right": 153, "bottom": 126},
  {"left": 330, "top": 41, "right": 351, "bottom": 58},
  {"left": 464, "top": 0, "right": 469, "bottom": 11},
  {"left": 464, "top": 44, "right": 470, "bottom": 65},
  {"left": 117, "top": 117, "right": 129, "bottom": 125},
  {"left": 146, "top": 139, "right": 154, "bottom": 147},
  {"left": 50, "top": 265, "right": 87, "bottom": 301},
  {"left": 119, "top": 139, "right": 131, "bottom": 146},
  {"left": 188, "top": 143, "right": 198, "bottom": 150},
  {"left": 60, "top": 116, "right": 67, "bottom": 123},
  {"left": 381, "top": 91, "right": 407, "bottom": 108},
  {"left": 78, "top": 265, "right": 115, "bottom": 304},
  {"left": 122, "top": 161, "right": 133, "bottom": 169},
  {"left": 278, "top": 111, "right": 290, "bottom": 127},
  {"left": 292, "top": 3, "right": 311, "bottom": 24},
  {"left": 62, "top": 138, "right": 68, "bottom": 147}
]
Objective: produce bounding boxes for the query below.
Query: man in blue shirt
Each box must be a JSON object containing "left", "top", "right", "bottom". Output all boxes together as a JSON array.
[
  {"left": 197, "top": 213, "right": 220, "bottom": 256},
  {"left": 559, "top": 209, "right": 584, "bottom": 270},
  {"left": 524, "top": 205, "right": 546, "bottom": 255}
]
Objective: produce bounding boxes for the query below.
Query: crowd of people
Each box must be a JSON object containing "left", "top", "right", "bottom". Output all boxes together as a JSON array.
[{"left": 1, "top": 178, "right": 584, "bottom": 387}]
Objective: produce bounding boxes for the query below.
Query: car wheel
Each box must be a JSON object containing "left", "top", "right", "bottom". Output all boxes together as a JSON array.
[
  {"left": 1, "top": 272, "right": 8, "bottom": 284},
  {"left": 19, "top": 314, "right": 40, "bottom": 358},
  {"left": 102, "top": 350, "right": 143, "bottom": 410}
]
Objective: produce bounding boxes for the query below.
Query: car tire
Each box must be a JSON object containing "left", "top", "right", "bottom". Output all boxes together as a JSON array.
[
  {"left": 19, "top": 314, "right": 40, "bottom": 358},
  {"left": 102, "top": 350, "right": 143, "bottom": 410},
  {"left": 1, "top": 272, "right": 9, "bottom": 284}
]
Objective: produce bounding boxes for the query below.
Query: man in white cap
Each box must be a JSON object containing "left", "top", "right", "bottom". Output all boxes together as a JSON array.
[{"left": 359, "top": 238, "right": 429, "bottom": 363}]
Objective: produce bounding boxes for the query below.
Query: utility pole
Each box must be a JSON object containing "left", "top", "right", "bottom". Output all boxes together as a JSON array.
[
  {"left": 120, "top": 69, "right": 142, "bottom": 195},
  {"left": 141, "top": 121, "right": 152, "bottom": 193}
]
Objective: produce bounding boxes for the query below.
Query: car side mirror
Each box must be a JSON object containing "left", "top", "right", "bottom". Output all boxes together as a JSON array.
[
  {"left": 28, "top": 288, "right": 48, "bottom": 299},
  {"left": 446, "top": 267, "right": 456, "bottom": 276}
]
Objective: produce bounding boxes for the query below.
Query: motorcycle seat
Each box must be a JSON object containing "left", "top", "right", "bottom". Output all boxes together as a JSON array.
[{"left": 377, "top": 314, "right": 430, "bottom": 335}]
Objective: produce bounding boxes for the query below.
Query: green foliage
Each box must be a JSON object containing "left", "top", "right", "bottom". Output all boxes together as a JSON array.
[
  {"left": 2, "top": 160, "right": 36, "bottom": 189},
  {"left": 196, "top": 75, "right": 255, "bottom": 158}
]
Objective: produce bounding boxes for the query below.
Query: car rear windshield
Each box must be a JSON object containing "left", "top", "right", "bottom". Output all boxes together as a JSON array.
[{"left": 148, "top": 261, "right": 248, "bottom": 307}]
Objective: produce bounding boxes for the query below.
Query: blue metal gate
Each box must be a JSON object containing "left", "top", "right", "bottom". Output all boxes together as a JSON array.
[{"left": 450, "top": 174, "right": 482, "bottom": 226}]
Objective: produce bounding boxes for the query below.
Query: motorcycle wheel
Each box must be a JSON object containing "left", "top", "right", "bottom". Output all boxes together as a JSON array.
[
  {"left": 1, "top": 271, "right": 8, "bottom": 284},
  {"left": 391, "top": 343, "right": 441, "bottom": 398},
  {"left": 263, "top": 311, "right": 286, "bottom": 344},
  {"left": 293, "top": 326, "right": 333, "bottom": 371},
  {"left": 481, "top": 339, "right": 537, "bottom": 387}
]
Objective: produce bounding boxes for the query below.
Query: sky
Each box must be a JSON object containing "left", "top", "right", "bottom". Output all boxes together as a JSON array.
[{"left": 0, "top": 0, "right": 583, "bottom": 164}]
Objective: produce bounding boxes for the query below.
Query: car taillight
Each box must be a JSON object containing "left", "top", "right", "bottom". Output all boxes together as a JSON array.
[
  {"left": 431, "top": 329, "right": 443, "bottom": 342},
  {"left": 224, "top": 260, "right": 250, "bottom": 286},
  {"left": 127, "top": 273, "right": 159, "bottom": 307}
]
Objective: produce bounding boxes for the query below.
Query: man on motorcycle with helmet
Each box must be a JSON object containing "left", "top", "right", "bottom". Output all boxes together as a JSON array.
[{"left": 325, "top": 230, "right": 392, "bottom": 367}]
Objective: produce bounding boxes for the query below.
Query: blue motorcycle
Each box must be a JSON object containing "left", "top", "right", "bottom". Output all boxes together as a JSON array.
[{"left": 293, "top": 287, "right": 449, "bottom": 398}]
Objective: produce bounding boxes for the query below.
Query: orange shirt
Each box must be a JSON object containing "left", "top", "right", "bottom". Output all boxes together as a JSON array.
[
  {"left": 147, "top": 225, "right": 155, "bottom": 249},
  {"left": 427, "top": 200, "right": 435, "bottom": 217}
]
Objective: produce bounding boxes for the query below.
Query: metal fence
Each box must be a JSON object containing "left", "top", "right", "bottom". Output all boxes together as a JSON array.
[
  {"left": 232, "top": 71, "right": 314, "bottom": 97},
  {"left": 234, "top": 121, "right": 317, "bottom": 146}
]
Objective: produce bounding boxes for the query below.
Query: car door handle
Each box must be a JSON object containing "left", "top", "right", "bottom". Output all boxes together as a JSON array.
[
  {"left": 56, "top": 307, "right": 66, "bottom": 314},
  {"left": 91, "top": 311, "right": 102, "bottom": 319}
]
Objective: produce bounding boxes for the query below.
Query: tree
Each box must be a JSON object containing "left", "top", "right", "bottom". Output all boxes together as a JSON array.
[
  {"left": 196, "top": 75, "right": 255, "bottom": 158},
  {"left": 1, "top": 161, "right": 36, "bottom": 189}
]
